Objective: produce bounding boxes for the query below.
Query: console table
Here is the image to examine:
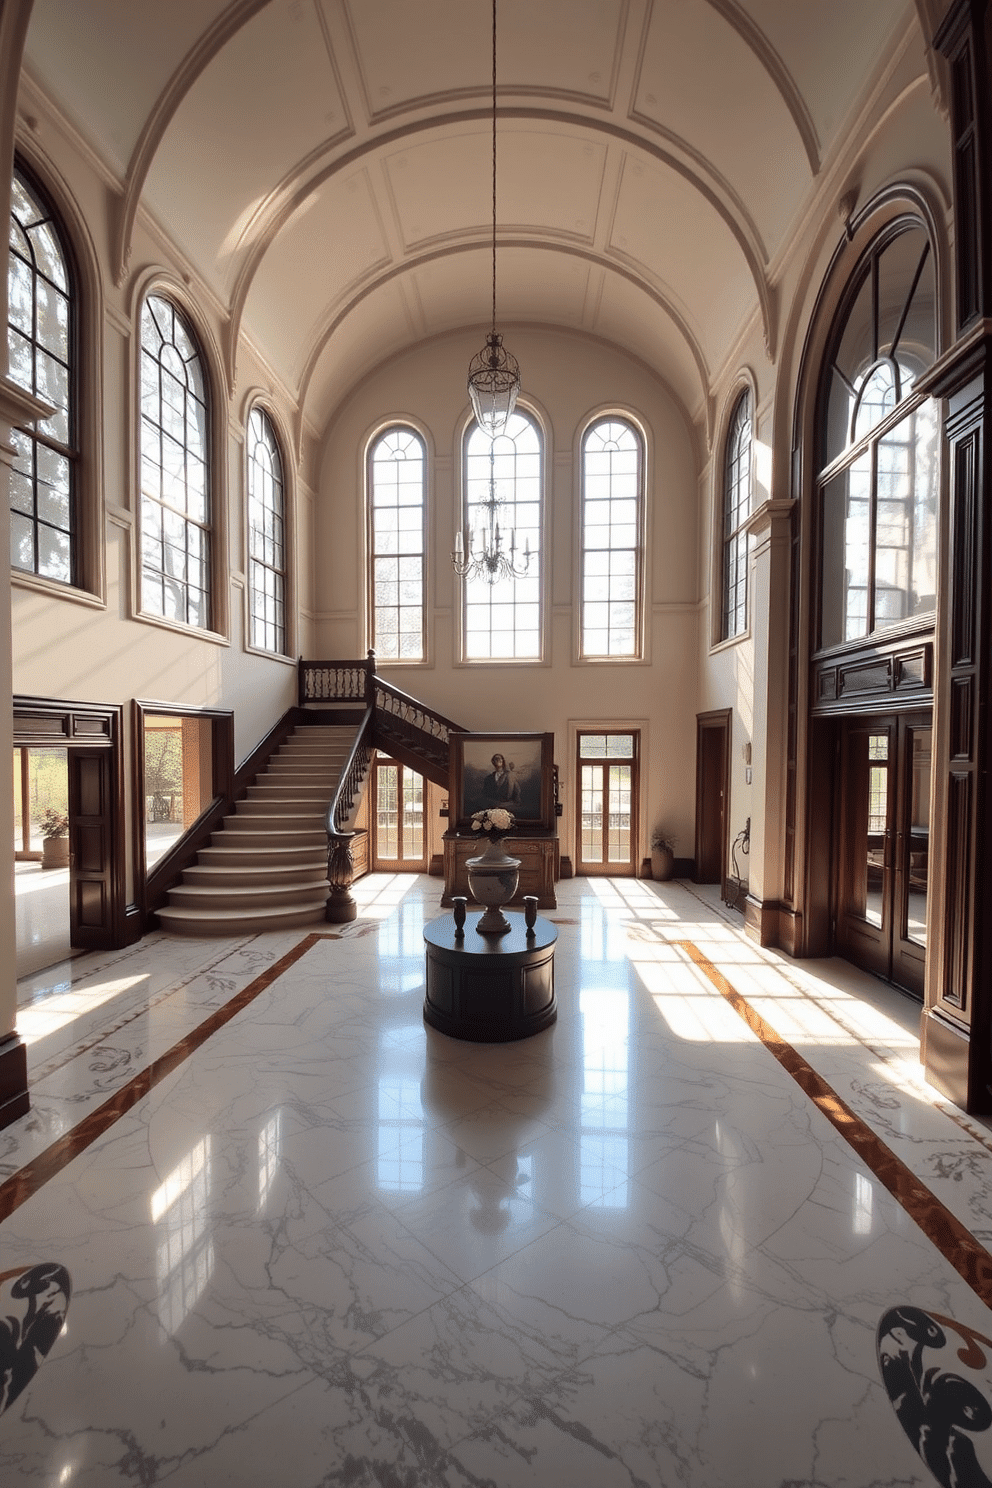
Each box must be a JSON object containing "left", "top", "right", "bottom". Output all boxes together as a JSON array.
[
  {"left": 440, "top": 831, "right": 558, "bottom": 909},
  {"left": 423, "top": 911, "right": 557, "bottom": 1042}
]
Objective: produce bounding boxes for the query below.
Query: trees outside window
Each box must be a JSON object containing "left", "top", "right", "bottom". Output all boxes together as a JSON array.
[
  {"left": 7, "top": 168, "right": 77, "bottom": 585},
  {"left": 139, "top": 294, "right": 212, "bottom": 629},
  {"left": 247, "top": 407, "right": 287, "bottom": 654}
]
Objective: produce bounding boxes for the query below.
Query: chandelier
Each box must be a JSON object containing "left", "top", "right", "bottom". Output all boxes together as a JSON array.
[
  {"left": 455, "top": 0, "right": 529, "bottom": 587},
  {"left": 466, "top": 0, "right": 520, "bottom": 438}
]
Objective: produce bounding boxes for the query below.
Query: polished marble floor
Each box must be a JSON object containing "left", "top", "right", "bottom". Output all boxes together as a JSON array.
[{"left": 3, "top": 873, "right": 992, "bottom": 1486}]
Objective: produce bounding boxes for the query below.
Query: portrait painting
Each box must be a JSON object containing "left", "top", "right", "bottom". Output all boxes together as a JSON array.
[{"left": 449, "top": 732, "right": 554, "bottom": 832}]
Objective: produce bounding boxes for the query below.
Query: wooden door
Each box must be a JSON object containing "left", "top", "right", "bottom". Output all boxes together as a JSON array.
[
  {"left": 575, "top": 732, "right": 639, "bottom": 876},
  {"left": 372, "top": 758, "right": 427, "bottom": 870},
  {"left": 695, "top": 711, "right": 731, "bottom": 889},
  {"left": 68, "top": 747, "right": 118, "bottom": 949}
]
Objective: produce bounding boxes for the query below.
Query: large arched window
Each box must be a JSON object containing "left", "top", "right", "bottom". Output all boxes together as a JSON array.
[
  {"left": 817, "top": 220, "right": 937, "bottom": 648},
  {"left": 368, "top": 426, "right": 426, "bottom": 661},
  {"left": 7, "top": 167, "right": 77, "bottom": 585},
  {"left": 580, "top": 417, "right": 643, "bottom": 658},
  {"left": 721, "top": 390, "right": 752, "bottom": 641},
  {"left": 139, "top": 294, "right": 212, "bottom": 629},
  {"left": 246, "top": 407, "right": 287, "bottom": 654},
  {"left": 462, "top": 410, "right": 542, "bottom": 660}
]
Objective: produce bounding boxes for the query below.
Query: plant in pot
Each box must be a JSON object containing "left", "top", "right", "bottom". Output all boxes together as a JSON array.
[
  {"left": 650, "top": 830, "right": 675, "bottom": 882},
  {"left": 39, "top": 807, "right": 70, "bottom": 870}
]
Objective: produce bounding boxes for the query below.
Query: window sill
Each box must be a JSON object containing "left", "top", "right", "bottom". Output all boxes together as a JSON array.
[
  {"left": 11, "top": 569, "right": 106, "bottom": 609},
  {"left": 133, "top": 609, "right": 230, "bottom": 646},
  {"left": 243, "top": 644, "right": 295, "bottom": 666},
  {"left": 709, "top": 627, "right": 751, "bottom": 656}
]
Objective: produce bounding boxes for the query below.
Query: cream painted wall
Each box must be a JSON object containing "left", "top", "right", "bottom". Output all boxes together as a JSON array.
[{"left": 315, "top": 327, "right": 701, "bottom": 864}]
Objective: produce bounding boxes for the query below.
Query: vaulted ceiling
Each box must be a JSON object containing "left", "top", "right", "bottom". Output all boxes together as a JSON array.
[{"left": 21, "top": 0, "right": 923, "bottom": 431}]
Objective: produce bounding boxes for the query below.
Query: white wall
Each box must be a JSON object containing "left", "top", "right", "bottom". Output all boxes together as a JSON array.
[{"left": 315, "top": 326, "right": 701, "bottom": 864}]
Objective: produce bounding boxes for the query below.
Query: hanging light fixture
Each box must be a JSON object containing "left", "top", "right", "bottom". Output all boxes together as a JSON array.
[
  {"left": 454, "top": 0, "right": 529, "bottom": 587},
  {"left": 466, "top": 0, "right": 520, "bottom": 437}
]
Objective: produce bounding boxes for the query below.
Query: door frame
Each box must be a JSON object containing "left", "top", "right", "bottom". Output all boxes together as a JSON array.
[
  {"left": 574, "top": 730, "right": 640, "bottom": 877},
  {"left": 695, "top": 709, "right": 732, "bottom": 895},
  {"left": 371, "top": 754, "right": 428, "bottom": 871},
  {"left": 13, "top": 696, "right": 126, "bottom": 950}
]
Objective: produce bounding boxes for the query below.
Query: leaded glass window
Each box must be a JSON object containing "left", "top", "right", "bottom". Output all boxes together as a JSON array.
[
  {"left": 463, "top": 411, "right": 542, "bottom": 660},
  {"left": 8, "top": 168, "right": 76, "bottom": 584},
  {"left": 139, "top": 294, "right": 211, "bottom": 628},
  {"left": 580, "top": 419, "right": 642, "bottom": 658},
  {"left": 247, "top": 407, "right": 286, "bottom": 654},
  {"left": 721, "top": 391, "right": 752, "bottom": 640},
  {"left": 369, "top": 427, "right": 425, "bottom": 661},
  {"left": 817, "top": 221, "right": 938, "bottom": 649}
]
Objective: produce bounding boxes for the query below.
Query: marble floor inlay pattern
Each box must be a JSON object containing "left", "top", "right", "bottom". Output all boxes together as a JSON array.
[{"left": 3, "top": 873, "right": 992, "bottom": 1485}]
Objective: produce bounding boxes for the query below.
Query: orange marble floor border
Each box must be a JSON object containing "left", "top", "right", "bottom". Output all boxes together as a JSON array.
[
  {"left": 676, "top": 939, "right": 992, "bottom": 1312},
  {"left": 0, "top": 932, "right": 340, "bottom": 1224}
]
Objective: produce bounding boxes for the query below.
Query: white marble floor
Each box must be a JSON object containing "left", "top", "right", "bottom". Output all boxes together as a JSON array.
[
  {"left": 2, "top": 874, "right": 992, "bottom": 1486},
  {"left": 14, "top": 861, "right": 72, "bottom": 981}
]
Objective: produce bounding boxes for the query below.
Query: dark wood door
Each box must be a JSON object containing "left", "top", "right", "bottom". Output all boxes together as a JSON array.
[
  {"left": 68, "top": 747, "right": 118, "bottom": 949},
  {"left": 695, "top": 711, "right": 730, "bottom": 888},
  {"left": 836, "top": 713, "right": 930, "bottom": 998}
]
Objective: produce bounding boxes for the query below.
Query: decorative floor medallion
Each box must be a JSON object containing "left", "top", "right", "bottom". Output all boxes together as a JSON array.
[
  {"left": 878, "top": 1305, "right": 992, "bottom": 1487},
  {"left": 0, "top": 1263, "right": 71, "bottom": 1416}
]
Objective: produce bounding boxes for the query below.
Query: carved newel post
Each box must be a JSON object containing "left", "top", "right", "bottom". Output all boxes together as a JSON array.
[{"left": 326, "top": 831, "right": 358, "bottom": 923}]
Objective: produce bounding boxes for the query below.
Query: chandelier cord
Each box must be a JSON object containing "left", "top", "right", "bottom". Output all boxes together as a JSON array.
[{"left": 491, "top": 0, "right": 498, "bottom": 337}]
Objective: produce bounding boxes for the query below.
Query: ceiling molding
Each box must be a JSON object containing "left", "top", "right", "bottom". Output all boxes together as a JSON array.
[
  {"left": 113, "top": 0, "right": 276, "bottom": 286},
  {"left": 228, "top": 104, "right": 772, "bottom": 374},
  {"left": 702, "top": 0, "right": 821, "bottom": 173},
  {"left": 293, "top": 241, "right": 712, "bottom": 431}
]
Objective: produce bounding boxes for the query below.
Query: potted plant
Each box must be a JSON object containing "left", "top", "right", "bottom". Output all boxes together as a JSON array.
[
  {"left": 650, "top": 830, "right": 675, "bottom": 882},
  {"left": 39, "top": 807, "right": 70, "bottom": 870}
]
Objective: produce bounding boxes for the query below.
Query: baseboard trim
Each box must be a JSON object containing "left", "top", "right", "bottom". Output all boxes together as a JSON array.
[{"left": 0, "top": 1034, "right": 29, "bottom": 1131}]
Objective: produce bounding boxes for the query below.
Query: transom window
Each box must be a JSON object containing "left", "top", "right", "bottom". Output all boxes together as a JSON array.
[
  {"left": 246, "top": 407, "right": 287, "bottom": 654},
  {"left": 580, "top": 418, "right": 643, "bottom": 658},
  {"left": 463, "top": 410, "right": 542, "bottom": 660},
  {"left": 7, "top": 168, "right": 76, "bottom": 585},
  {"left": 721, "top": 390, "right": 752, "bottom": 640},
  {"left": 369, "top": 426, "right": 425, "bottom": 661},
  {"left": 817, "top": 221, "right": 938, "bottom": 649},
  {"left": 139, "top": 294, "right": 211, "bottom": 629}
]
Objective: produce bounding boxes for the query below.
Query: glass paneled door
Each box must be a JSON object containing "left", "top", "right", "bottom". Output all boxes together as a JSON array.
[
  {"left": 576, "top": 732, "right": 638, "bottom": 876},
  {"left": 372, "top": 756, "right": 426, "bottom": 870},
  {"left": 836, "top": 712, "right": 930, "bottom": 997}
]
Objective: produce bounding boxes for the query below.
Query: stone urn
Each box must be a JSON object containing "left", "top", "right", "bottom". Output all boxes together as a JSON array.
[
  {"left": 650, "top": 841, "right": 674, "bottom": 882},
  {"left": 465, "top": 836, "right": 521, "bottom": 935}
]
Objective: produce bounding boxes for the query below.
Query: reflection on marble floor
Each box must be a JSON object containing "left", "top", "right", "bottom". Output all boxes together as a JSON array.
[
  {"left": 14, "top": 861, "right": 72, "bottom": 980},
  {"left": 2, "top": 873, "right": 992, "bottom": 1485}
]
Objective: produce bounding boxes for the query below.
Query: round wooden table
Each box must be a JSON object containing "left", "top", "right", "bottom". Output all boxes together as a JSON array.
[{"left": 423, "top": 910, "right": 557, "bottom": 1042}]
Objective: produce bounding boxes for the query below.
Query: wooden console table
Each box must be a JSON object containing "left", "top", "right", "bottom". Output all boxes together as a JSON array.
[{"left": 440, "top": 831, "right": 558, "bottom": 909}]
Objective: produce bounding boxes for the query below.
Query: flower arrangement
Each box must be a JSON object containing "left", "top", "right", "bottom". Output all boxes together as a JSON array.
[
  {"left": 470, "top": 807, "right": 515, "bottom": 839},
  {"left": 38, "top": 808, "right": 70, "bottom": 840}
]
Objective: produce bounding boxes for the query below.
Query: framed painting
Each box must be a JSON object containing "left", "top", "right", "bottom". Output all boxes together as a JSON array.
[{"left": 449, "top": 731, "right": 555, "bottom": 833}]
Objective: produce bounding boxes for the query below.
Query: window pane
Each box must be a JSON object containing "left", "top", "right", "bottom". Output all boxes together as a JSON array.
[
  {"left": 140, "top": 295, "right": 211, "bottom": 628},
  {"left": 462, "top": 411, "right": 542, "bottom": 660},
  {"left": 820, "top": 454, "right": 871, "bottom": 648},
  {"left": 8, "top": 168, "right": 77, "bottom": 585},
  {"left": 874, "top": 401, "right": 939, "bottom": 631},
  {"left": 581, "top": 419, "right": 642, "bottom": 657},
  {"left": 247, "top": 408, "right": 287, "bottom": 653},
  {"left": 721, "top": 392, "right": 751, "bottom": 639},
  {"left": 370, "top": 427, "right": 425, "bottom": 661}
]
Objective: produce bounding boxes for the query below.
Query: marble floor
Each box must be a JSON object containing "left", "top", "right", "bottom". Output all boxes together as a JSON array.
[
  {"left": 3, "top": 873, "right": 992, "bottom": 1486},
  {"left": 14, "top": 861, "right": 72, "bottom": 980}
]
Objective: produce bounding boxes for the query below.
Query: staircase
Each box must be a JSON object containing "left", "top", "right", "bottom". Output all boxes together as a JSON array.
[{"left": 157, "top": 725, "right": 355, "bottom": 935}]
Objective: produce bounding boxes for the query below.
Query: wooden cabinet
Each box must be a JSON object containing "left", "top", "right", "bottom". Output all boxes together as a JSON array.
[{"left": 441, "top": 832, "right": 558, "bottom": 909}]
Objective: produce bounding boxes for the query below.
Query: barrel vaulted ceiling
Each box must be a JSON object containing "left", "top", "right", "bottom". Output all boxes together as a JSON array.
[{"left": 21, "top": 0, "right": 924, "bottom": 434}]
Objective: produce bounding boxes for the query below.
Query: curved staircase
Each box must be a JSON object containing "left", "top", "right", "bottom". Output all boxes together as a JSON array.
[{"left": 157, "top": 725, "right": 355, "bottom": 936}]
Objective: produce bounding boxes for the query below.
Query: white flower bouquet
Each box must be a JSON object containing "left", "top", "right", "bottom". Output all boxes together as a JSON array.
[{"left": 470, "top": 807, "right": 515, "bottom": 838}]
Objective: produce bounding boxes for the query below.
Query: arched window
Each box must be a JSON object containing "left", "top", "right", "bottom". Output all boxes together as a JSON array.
[
  {"left": 817, "top": 220, "right": 937, "bottom": 648},
  {"left": 246, "top": 407, "right": 287, "bottom": 654},
  {"left": 368, "top": 426, "right": 426, "bottom": 661},
  {"left": 721, "top": 390, "right": 752, "bottom": 641},
  {"left": 7, "top": 167, "right": 77, "bottom": 585},
  {"left": 580, "top": 417, "right": 643, "bottom": 658},
  {"left": 139, "top": 294, "right": 212, "bottom": 628},
  {"left": 462, "top": 410, "right": 542, "bottom": 660}
]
